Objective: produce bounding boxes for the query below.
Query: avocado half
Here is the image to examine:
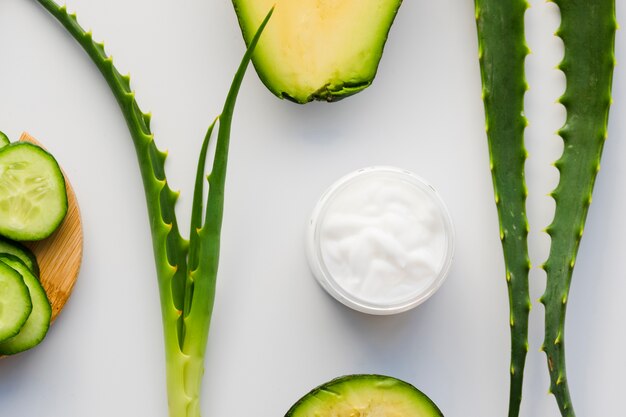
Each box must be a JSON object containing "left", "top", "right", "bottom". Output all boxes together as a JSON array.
[
  {"left": 286, "top": 375, "right": 444, "bottom": 417},
  {"left": 232, "top": 0, "right": 403, "bottom": 103}
]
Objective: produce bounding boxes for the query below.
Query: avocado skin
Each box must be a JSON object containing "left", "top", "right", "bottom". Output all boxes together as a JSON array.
[
  {"left": 280, "top": 80, "right": 371, "bottom": 103},
  {"left": 285, "top": 374, "right": 444, "bottom": 417}
]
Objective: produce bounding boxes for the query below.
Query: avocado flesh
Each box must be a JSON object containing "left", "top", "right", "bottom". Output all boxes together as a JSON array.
[
  {"left": 286, "top": 375, "right": 443, "bottom": 417},
  {"left": 232, "top": 0, "right": 402, "bottom": 103}
]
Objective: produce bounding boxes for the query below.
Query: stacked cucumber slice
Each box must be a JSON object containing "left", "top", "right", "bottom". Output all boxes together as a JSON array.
[
  {"left": 0, "top": 132, "right": 9, "bottom": 148},
  {"left": 0, "top": 131, "right": 67, "bottom": 355}
]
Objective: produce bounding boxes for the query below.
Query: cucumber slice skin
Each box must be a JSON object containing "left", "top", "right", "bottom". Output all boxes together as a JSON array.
[
  {"left": 0, "top": 131, "right": 9, "bottom": 149},
  {"left": 286, "top": 375, "right": 444, "bottom": 417},
  {"left": 0, "top": 262, "right": 32, "bottom": 343},
  {"left": 0, "top": 236, "right": 40, "bottom": 276},
  {"left": 0, "top": 142, "right": 68, "bottom": 241},
  {"left": 0, "top": 255, "right": 51, "bottom": 355}
]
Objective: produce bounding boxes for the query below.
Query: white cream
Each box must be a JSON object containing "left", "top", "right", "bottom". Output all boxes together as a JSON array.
[{"left": 307, "top": 167, "right": 454, "bottom": 314}]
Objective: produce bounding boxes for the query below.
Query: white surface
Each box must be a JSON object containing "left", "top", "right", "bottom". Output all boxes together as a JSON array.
[{"left": 0, "top": 1, "right": 625, "bottom": 416}]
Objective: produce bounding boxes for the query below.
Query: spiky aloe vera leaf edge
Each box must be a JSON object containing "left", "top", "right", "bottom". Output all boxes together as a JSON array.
[
  {"left": 34, "top": 1, "right": 272, "bottom": 415},
  {"left": 474, "top": 1, "right": 531, "bottom": 416},
  {"left": 540, "top": 1, "right": 616, "bottom": 416},
  {"left": 34, "top": 1, "right": 192, "bottom": 412},
  {"left": 33, "top": 0, "right": 190, "bottom": 332}
]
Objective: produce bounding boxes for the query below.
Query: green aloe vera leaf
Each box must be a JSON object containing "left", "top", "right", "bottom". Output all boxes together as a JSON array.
[
  {"left": 181, "top": 12, "right": 273, "bottom": 410},
  {"left": 34, "top": 0, "right": 190, "bottom": 410},
  {"left": 540, "top": 1, "right": 616, "bottom": 416},
  {"left": 34, "top": 1, "right": 272, "bottom": 416},
  {"left": 474, "top": 1, "right": 531, "bottom": 416},
  {"left": 182, "top": 117, "right": 218, "bottom": 343},
  {"left": 33, "top": 0, "right": 190, "bottom": 347},
  {"left": 188, "top": 118, "right": 218, "bottom": 276}
]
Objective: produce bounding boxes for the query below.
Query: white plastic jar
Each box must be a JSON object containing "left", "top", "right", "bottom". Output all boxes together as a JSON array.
[{"left": 306, "top": 166, "right": 454, "bottom": 315}]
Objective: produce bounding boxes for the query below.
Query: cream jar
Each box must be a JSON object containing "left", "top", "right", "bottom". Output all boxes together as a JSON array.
[{"left": 306, "top": 166, "right": 454, "bottom": 315}]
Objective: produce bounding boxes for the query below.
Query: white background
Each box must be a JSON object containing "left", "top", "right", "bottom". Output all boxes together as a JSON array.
[{"left": 1, "top": 1, "right": 625, "bottom": 416}]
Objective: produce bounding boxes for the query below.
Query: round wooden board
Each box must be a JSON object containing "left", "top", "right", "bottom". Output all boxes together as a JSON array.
[{"left": 19, "top": 132, "right": 83, "bottom": 323}]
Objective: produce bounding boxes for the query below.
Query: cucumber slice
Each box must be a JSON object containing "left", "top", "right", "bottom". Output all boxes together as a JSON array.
[
  {"left": 287, "top": 375, "right": 444, "bottom": 417},
  {"left": 0, "top": 132, "right": 9, "bottom": 149},
  {"left": 0, "top": 236, "right": 40, "bottom": 276},
  {"left": 0, "top": 261, "right": 32, "bottom": 343},
  {"left": 0, "top": 255, "right": 51, "bottom": 354},
  {"left": 0, "top": 142, "right": 68, "bottom": 240}
]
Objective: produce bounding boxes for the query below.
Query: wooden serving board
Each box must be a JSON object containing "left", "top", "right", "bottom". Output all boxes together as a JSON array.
[{"left": 19, "top": 132, "right": 82, "bottom": 323}]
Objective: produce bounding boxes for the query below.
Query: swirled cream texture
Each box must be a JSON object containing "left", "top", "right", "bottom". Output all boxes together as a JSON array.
[{"left": 318, "top": 172, "right": 448, "bottom": 306}]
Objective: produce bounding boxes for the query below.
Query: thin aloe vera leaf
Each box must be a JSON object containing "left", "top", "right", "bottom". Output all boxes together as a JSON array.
[
  {"left": 182, "top": 118, "right": 218, "bottom": 337},
  {"left": 474, "top": 1, "right": 531, "bottom": 416},
  {"left": 540, "top": 1, "right": 616, "bottom": 415},
  {"left": 180, "top": 12, "right": 274, "bottom": 416},
  {"left": 188, "top": 118, "right": 218, "bottom": 276}
]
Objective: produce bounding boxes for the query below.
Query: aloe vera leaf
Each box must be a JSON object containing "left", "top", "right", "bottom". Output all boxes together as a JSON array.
[
  {"left": 34, "top": 1, "right": 271, "bottom": 415},
  {"left": 181, "top": 12, "right": 273, "bottom": 414},
  {"left": 188, "top": 119, "right": 218, "bottom": 276},
  {"left": 182, "top": 118, "right": 218, "bottom": 339},
  {"left": 474, "top": 1, "right": 531, "bottom": 416},
  {"left": 34, "top": 0, "right": 191, "bottom": 411},
  {"left": 540, "top": 1, "right": 616, "bottom": 415},
  {"left": 34, "top": 0, "right": 192, "bottom": 350}
]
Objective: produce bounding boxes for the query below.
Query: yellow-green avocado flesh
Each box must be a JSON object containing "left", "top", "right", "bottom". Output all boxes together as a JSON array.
[
  {"left": 286, "top": 375, "right": 444, "bottom": 417},
  {"left": 232, "top": 0, "right": 402, "bottom": 103}
]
